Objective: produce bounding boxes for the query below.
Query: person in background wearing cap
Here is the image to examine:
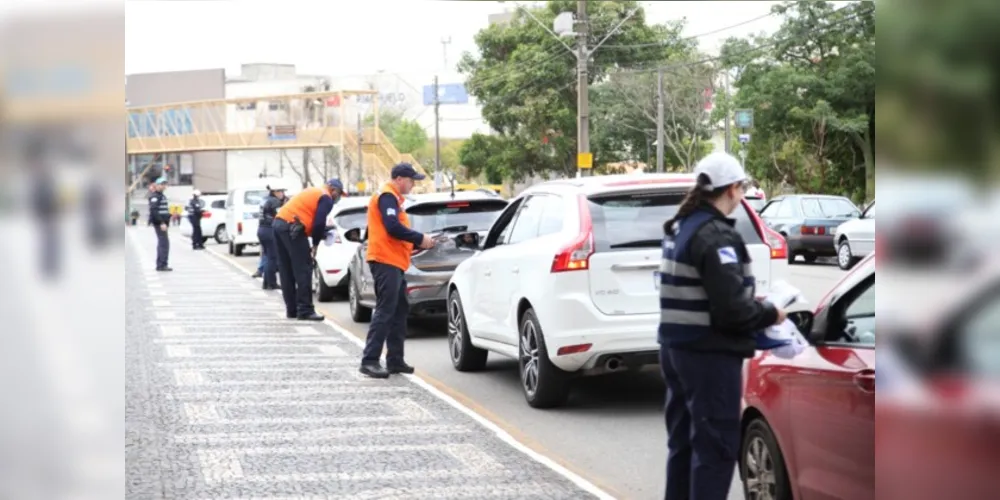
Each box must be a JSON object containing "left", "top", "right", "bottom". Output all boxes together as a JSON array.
[
  {"left": 186, "top": 190, "right": 206, "bottom": 250},
  {"left": 358, "top": 163, "right": 436, "bottom": 379},
  {"left": 272, "top": 178, "right": 344, "bottom": 321},
  {"left": 148, "top": 177, "right": 173, "bottom": 271},
  {"left": 256, "top": 181, "right": 289, "bottom": 290},
  {"left": 657, "top": 152, "right": 787, "bottom": 500}
]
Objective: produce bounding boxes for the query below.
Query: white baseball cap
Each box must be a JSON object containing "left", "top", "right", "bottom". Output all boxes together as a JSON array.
[{"left": 694, "top": 152, "right": 748, "bottom": 191}]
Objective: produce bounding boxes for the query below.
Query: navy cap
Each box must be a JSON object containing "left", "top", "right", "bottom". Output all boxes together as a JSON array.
[
  {"left": 391, "top": 163, "right": 426, "bottom": 181},
  {"left": 325, "top": 178, "right": 345, "bottom": 191}
]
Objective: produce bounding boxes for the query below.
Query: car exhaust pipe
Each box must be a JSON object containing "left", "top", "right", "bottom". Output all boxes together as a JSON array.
[{"left": 605, "top": 356, "right": 625, "bottom": 372}]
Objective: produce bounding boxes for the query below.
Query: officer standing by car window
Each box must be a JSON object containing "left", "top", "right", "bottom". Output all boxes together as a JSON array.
[
  {"left": 658, "top": 152, "right": 787, "bottom": 500},
  {"left": 186, "top": 190, "right": 206, "bottom": 250},
  {"left": 148, "top": 177, "right": 173, "bottom": 271},
  {"left": 257, "top": 181, "right": 288, "bottom": 290},
  {"left": 358, "top": 164, "right": 436, "bottom": 379},
  {"left": 273, "top": 178, "right": 344, "bottom": 321}
]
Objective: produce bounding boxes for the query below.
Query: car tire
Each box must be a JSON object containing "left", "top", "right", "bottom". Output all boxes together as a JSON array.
[
  {"left": 234, "top": 244, "right": 245, "bottom": 257},
  {"left": 201, "top": 237, "right": 210, "bottom": 245},
  {"left": 228, "top": 241, "right": 235, "bottom": 255},
  {"left": 214, "top": 225, "right": 228, "bottom": 244},
  {"left": 803, "top": 254, "right": 818, "bottom": 264},
  {"left": 519, "top": 308, "right": 570, "bottom": 409},
  {"left": 741, "top": 418, "right": 793, "bottom": 500},
  {"left": 447, "top": 290, "right": 488, "bottom": 372},
  {"left": 314, "top": 264, "right": 336, "bottom": 302},
  {"left": 837, "top": 239, "right": 859, "bottom": 270},
  {"left": 348, "top": 275, "right": 372, "bottom": 323}
]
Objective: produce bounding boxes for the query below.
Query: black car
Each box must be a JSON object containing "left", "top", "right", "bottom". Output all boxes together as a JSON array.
[
  {"left": 346, "top": 191, "right": 508, "bottom": 323},
  {"left": 758, "top": 194, "right": 861, "bottom": 264}
]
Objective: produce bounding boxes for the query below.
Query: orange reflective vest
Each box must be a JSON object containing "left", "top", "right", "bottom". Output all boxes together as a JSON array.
[
  {"left": 366, "top": 182, "right": 414, "bottom": 271},
  {"left": 275, "top": 186, "right": 325, "bottom": 236}
]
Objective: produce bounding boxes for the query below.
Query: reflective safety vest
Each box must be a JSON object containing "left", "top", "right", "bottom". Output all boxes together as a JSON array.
[
  {"left": 275, "top": 186, "right": 325, "bottom": 236},
  {"left": 365, "top": 182, "right": 413, "bottom": 271},
  {"left": 658, "top": 209, "right": 757, "bottom": 346}
]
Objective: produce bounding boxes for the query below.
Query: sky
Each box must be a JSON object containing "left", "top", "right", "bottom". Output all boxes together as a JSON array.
[{"left": 125, "top": 1, "right": 791, "bottom": 77}]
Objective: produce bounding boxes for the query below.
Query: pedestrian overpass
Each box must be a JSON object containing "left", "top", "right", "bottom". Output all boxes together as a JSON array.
[{"left": 125, "top": 88, "right": 432, "bottom": 192}]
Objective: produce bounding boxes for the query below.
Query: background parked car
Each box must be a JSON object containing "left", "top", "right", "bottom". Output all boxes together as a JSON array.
[
  {"left": 445, "top": 174, "right": 789, "bottom": 408},
  {"left": 313, "top": 196, "right": 369, "bottom": 301},
  {"left": 347, "top": 191, "right": 509, "bottom": 322},
  {"left": 745, "top": 195, "right": 767, "bottom": 213},
  {"left": 759, "top": 194, "right": 861, "bottom": 264},
  {"left": 179, "top": 193, "right": 228, "bottom": 245},
  {"left": 833, "top": 199, "right": 876, "bottom": 270},
  {"left": 740, "top": 253, "right": 876, "bottom": 500}
]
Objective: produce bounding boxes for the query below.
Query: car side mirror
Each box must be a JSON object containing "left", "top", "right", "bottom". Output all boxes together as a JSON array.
[
  {"left": 788, "top": 310, "right": 815, "bottom": 336},
  {"left": 455, "top": 232, "right": 481, "bottom": 250},
  {"left": 343, "top": 227, "right": 362, "bottom": 243}
]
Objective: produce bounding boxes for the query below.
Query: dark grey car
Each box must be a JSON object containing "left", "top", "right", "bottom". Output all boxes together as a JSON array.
[
  {"left": 345, "top": 191, "right": 508, "bottom": 323},
  {"left": 759, "top": 194, "right": 861, "bottom": 264}
]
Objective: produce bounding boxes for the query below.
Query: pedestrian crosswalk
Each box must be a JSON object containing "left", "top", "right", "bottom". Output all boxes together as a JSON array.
[{"left": 126, "top": 228, "right": 611, "bottom": 499}]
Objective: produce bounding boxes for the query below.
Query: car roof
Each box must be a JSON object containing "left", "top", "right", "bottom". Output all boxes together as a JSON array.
[
  {"left": 404, "top": 191, "right": 504, "bottom": 205},
  {"left": 521, "top": 173, "right": 698, "bottom": 197},
  {"left": 776, "top": 194, "right": 852, "bottom": 200},
  {"left": 331, "top": 196, "right": 369, "bottom": 213}
]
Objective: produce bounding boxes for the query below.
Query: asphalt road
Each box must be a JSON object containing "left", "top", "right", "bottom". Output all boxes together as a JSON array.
[{"left": 218, "top": 242, "right": 846, "bottom": 500}]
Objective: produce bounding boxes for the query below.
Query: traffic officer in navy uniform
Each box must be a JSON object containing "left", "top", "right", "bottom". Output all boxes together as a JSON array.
[
  {"left": 148, "top": 177, "right": 173, "bottom": 271},
  {"left": 186, "top": 189, "right": 206, "bottom": 250},
  {"left": 657, "top": 152, "right": 787, "bottom": 500}
]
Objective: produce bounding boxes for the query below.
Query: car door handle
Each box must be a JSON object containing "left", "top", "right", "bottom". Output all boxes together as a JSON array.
[
  {"left": 853, "top": 369, "right": 876, "bottom": 393},
  {"left": 483, "top": 269, "right": 492, "bottom": 277},
  {"left": 511, "top": 267, "right": 519, "bottom": 274},
  {"left": 611, "top": 262, "right": 659, "bottom": 271}
]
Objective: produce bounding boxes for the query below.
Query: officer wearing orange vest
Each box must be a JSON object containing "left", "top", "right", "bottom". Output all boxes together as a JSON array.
[
  {"left": 273, "top": 178, "right": 344, "bottom": 321},
  {"left": 359, "top": 164, "right": 435, "bottom": 378}
]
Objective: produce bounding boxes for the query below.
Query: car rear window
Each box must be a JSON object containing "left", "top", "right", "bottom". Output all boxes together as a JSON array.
[
  {"left": 801, "top": 197, "right": 858, "bottom": 218},
  {"left": 587, "top": 190, "right": 763, "bottom": 252},
  {"left": 333, "top": 207, "right": 368, "bottom": 230},
  {"left": 407, "top": 199, "right": 508, "bottom": 233},
  {"left": 244, "top": 190, "right": 268, "bottom": 206}
]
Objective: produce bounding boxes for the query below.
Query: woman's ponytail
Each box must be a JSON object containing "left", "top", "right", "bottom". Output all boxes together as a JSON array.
[{"left": 663, "top": 173, "right": 712, "bottom": 236}]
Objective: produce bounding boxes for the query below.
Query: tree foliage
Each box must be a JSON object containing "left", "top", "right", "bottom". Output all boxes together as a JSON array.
[
  {"left": 720, "top": 1, "right": 875, "bottom": 201},
  {"left": 458, "top": 0, "right": 687, "bottom": 181},
  {"left": 392, "top": 119, "right": 429, "bottom": 155}
]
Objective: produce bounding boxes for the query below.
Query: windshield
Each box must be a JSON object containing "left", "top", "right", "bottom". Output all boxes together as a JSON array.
[
  {"left": 333, "top": 208, "right": 368, "bottom": 230},
  {"left": 587, "top": 190, "right": 763, "bottom": 251},
  {"left": 800, "top": 197, "right": 859, "bottom": 218},
  {"left": 407, "top": 199, "right": 508, "bottom": 233},
  {"left": 244, "top": 190, "right": 268, "bottom": 206}
]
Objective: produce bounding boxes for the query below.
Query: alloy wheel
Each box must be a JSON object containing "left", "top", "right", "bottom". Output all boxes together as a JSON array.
[
  {"left": 447, "top": 297, "right": 464, "bottom": 362},
  {"left": 838, "top": 242, "right": 852, "bottom": 269},
  {"left": 348, "top": 281, "right": 357, "bottom": 315},
  {"left": 745, "top": 436, "right": 777, "bottom": 500},
  {"left": 312, "top": 266, "right": 320, "bottom": 295},
  {"left": 519, "top": 321, "right": 540, "bottom": 397}
]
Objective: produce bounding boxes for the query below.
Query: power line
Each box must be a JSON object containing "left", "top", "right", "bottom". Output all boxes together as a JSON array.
[{"left": 601, "top": 12, "right": 777, "bottom": 50}]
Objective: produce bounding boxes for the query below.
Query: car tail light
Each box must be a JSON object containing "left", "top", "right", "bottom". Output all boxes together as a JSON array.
[
  {"left": 551, "top": 194, "right": 594, "bottom": 273},
  {"left": 801, "top": 225, "right": 826, "bottom": 235},
  {"left": 446, "top": 202, "right": 470, "bottom": 208},
  {"left": 202, "top": 210, "right": 211, "bottom": 218},
  {"left": 744, "top": 200, "right": 787, "bottom": 260},
  {"left": 237, "top": 222, "right": 243, "bottom": 235},
  {"left": 556, "top": 343, "right": 592, "bottom": 356}
]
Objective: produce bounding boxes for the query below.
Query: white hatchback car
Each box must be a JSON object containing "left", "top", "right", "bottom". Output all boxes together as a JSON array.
[
  {"left": 180, "top": 193, "right": 229, "bottom": 245},
  {"left": 446, "top": 174, "right": 789, "bottom": 408},
  {"left": 313, "top": 197, "right": 369, "bottom": 301},
  {"left": 833, "top": 200, "right": 876, "bottom": 270}
]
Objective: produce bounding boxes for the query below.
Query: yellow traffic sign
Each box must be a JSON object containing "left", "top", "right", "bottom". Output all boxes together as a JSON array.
[
  {"left": 356, "top": 181, "right": 367, "bottom": 192},
  {"left": 577, "top": 152, "right": 593, "bottom": 169}
]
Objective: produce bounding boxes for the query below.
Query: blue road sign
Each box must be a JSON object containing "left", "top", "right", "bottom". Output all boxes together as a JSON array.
[
  {"left": 423, "top": 83, "right": 469, "bottom": 106},
  {"left": 738, "top": 133, "right": 751, "bottom": 144},
  {"left": 734, "top": 109, "right": 754, "bottom": 129}
]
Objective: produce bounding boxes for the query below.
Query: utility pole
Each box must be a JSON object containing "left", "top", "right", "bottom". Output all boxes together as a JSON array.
[
  {"left": 433, "top": 75, "right": 442, "bottom": 177},
  {"left": 723, "top": 69, "right": 732, "bottom": 154},
  {"left": 356, "top": 112, "right": 364, "bottom": 192},
  {"left": 576, "top": 0, "right": 590, "bottom": 177},
  {"left": 656, "top": 67, "right": 665, "bottom": 173},
  {"left": 441, "top": 37, "right": 452, "bottom": 71}
]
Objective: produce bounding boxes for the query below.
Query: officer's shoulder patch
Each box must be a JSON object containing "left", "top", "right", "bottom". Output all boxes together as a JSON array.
[
  {"left": 386, "top": 207, "right": 397, "bottom": 216},
  {"left": 717, "top": 246, "right": 739, "bottom": 265}
]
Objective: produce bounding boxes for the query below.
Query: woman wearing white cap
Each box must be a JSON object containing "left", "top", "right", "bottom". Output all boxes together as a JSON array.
[{"left": 657, "top": 152, "right": 787, "bottom": 500}]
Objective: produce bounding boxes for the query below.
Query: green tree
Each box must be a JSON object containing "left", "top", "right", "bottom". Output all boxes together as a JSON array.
[
  {"left": 415, "top": 139, "right": 464, "bottom": 174},
  {"left": 720, "top": 1, "right": 875, "bottom": 201},
  {"left": 392, "top": 119, "right": 428, "bottom": 154},
  {"left": 458, "top": 0, "right": 686, "bottom": 181}
]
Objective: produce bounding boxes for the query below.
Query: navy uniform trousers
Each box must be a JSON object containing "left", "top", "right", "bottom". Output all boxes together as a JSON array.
[{"left": 660, "top": 346, "right": 743, "bottom": 500}]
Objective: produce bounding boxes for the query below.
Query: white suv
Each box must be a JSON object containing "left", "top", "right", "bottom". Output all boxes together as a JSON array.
[{"left": 446, "top": 174, "right": 789, "bottom": 408}]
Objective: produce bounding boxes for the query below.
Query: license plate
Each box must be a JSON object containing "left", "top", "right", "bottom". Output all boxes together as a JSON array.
[{"left": 653, "top": 271, "right": 660, "bottom": 291}]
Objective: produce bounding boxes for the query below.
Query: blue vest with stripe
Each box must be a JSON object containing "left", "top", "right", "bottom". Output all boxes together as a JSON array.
[{"left": 658, "top": 209, "right": 778, "bottom": 348}]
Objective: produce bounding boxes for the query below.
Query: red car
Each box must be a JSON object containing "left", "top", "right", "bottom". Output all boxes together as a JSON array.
[{"left": 739, "top": 253, "right": 876, "bottom": 500}]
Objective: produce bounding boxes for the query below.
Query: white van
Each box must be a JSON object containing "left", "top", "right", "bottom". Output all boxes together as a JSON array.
[{"left": 225, "top": 180, "right": 277, "bottom": 256}]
